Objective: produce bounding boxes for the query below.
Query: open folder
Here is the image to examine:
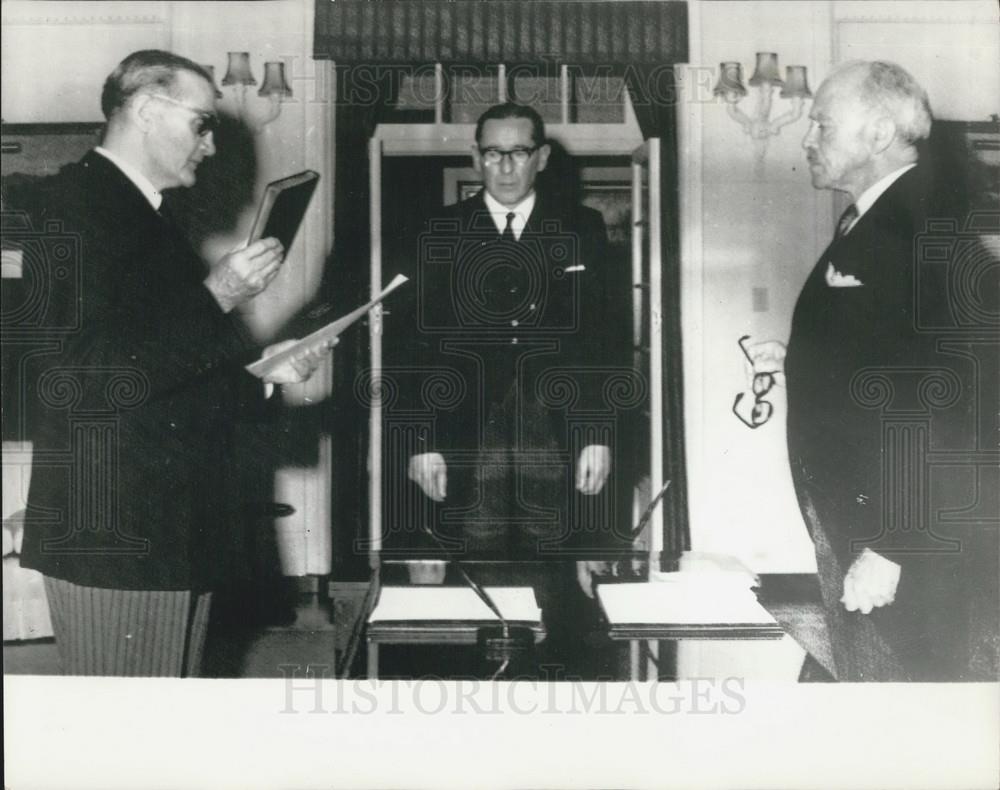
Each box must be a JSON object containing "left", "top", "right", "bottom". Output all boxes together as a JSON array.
[
  {"left": 245, "top": 274, "right": 409, "bottom": 378},
  {"left": 597, "top": 572, "right": 783, "bottom": 639}
]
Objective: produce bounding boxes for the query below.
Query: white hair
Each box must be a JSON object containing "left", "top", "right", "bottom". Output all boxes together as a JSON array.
[{"left": 832, "top": 60, "right": 933, "bottom": 143}]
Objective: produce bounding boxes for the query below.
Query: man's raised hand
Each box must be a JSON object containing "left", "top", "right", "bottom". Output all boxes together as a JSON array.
[{"left": 204, "top": 237, "right": 284, "bottom": 312}]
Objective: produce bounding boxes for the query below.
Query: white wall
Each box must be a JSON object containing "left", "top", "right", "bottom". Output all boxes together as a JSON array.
[
  {"left": 167, "top": 0, "right": 335, "bottom": 576},
  {"left": 684, "top": 0, "right": 831, "bottom": 573}
]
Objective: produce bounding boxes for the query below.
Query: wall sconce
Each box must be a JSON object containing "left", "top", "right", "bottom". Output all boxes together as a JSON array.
[
  {"left": 218, "top": 51, "right": 293, "bottom": 131},
  {"left": 714, "top": 53, "right": 811, "bottom": 167}
]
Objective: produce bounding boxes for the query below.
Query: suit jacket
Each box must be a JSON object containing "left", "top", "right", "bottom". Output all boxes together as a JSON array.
[
  {"left": 382, "top": 189, "right": 634, "bottom": 552},
  {"left": 785, "top": 165, "right": 995, "bottom": 677},
  {"left": 16, "top": 151, "right": 264, "bottom": 590}
]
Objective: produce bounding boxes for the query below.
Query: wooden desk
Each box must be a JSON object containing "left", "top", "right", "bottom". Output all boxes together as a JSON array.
[
  {"left": 608, "top": 621, "right": 786, "bottom": 680},
  {"left": 604, "top": 574, "right": 824, "bottom": 680},
  {"left": 365, "top": 586, "right": 547, "bottom": 679},
  {"left": 366, "top": 620, "right": 547, "bottom": 679},
  {"left": 674, "top": 574, "right": 828, "bottom": 681}
]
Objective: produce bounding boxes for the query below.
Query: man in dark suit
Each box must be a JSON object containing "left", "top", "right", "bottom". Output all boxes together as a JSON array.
[
  {"left": 382, "top": 103, "right": 634, "bottom": 672},
  {"left": 784, "top": 60, "right": 997, "bottom": 681},
  {"left": 13, "top": 50, "right": 332, "bottom": 676}
]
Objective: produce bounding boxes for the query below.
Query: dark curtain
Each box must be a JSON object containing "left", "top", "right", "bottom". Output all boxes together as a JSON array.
[
  {"left": 315, "top": 1, "right": 687, "bottom": 65},
  {"left": 624, "top": 67, "right": 689, "bottom": 560},
  {"left": 325, "top": 67, "right": 399, "bottom": 578}
]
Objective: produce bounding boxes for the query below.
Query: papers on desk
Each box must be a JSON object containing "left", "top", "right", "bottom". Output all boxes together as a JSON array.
[
  {"left": 368, "top": 586, "right": 542, "bottom": 625},
  {"left": 597, "top": 572, "right": 783, "bottom": 639}
]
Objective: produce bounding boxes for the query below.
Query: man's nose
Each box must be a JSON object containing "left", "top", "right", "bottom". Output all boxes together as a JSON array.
[
  {"left": 801, "top": 123, "right": 817, "bottom": 150},
  {"left": 498, "top": 154, "right": 515, "bottom": 174},
  {"left": 201, "top": 131, "right": 217, "bottom": 157}
]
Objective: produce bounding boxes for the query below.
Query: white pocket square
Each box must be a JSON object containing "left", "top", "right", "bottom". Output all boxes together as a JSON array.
[
  {"left": 564, "top": 264, "right": 586, "bottom": 273},
  {"left": 825, "top": 262, "right": 863, "bottom": 287}
]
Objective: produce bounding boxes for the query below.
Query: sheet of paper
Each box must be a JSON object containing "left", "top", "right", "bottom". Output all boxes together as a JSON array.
[
  {"left": 597, "top": 573, "right": 778, "bottom": 626},
  {"left": 368, "top": 586, "right": 542, "bottom": 624},
  {"left": 245, "top": 273, "right": 408, "bottom": 377}
]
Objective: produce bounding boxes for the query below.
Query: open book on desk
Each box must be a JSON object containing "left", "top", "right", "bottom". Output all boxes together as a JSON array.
[
  {"left": 245, "top": 273, "right": 408, "bottom": 378},
  {"left": 369, "top": 586, "right": 542, "bottom": 626},
  {"left": 597, "top": 572, "right": 783, "bottom": 640}
]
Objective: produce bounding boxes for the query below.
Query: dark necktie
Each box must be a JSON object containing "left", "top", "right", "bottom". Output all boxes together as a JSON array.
[
  {"left": 499, "top": 211, "right": 516, "bottom": 243},
  {"left": 834, "top": 203, "right": 859, "bottom": 240}
]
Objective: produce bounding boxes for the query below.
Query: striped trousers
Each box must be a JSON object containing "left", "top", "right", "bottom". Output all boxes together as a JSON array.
[
  {"left": 800, "top": 493, "right": 909, "bottom": 682},
  {"left": 42, "top": 577, "right": 212, "bottom": 677}
]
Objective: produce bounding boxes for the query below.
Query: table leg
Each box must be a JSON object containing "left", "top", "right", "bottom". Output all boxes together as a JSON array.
[
  {"left": 629, "top": 640, "right": 641, "bottom": 681},
  {"left": 367, "top": 639, "right": 379, "bottom": 679}
]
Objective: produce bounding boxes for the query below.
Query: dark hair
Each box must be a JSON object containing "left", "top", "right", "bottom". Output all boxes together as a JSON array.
[
  {"left": 100, "top": 49, "right": 214, "bottom": 120},
  {"left": 474, "top": 102, "right": 546, "bottom": 147}
]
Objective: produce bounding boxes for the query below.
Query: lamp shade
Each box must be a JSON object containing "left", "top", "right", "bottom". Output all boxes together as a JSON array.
[
  {"left": 201, "top": 65, "right": 224, "bottom": 98},
  {"left": 258, "top": 61, "right": 293, "bottom": 98},
  {"left": 713, "top": 62, "right": 747, "bottom": 102},
  {"left": 222, "top": 52, "right": 256, "bottom": 86},
  {"left": 780, "top": 65, "right": 812, "bottom": 99},
  {"left": 748, "top": 52, "right": 784, "bottom": 87}
]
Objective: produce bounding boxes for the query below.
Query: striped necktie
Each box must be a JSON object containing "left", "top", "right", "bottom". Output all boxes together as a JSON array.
[{"left": 834, "top": 203, "right": 859, "bottom": 240}]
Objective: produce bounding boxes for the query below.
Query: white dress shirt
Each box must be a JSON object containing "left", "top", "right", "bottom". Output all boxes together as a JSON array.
[
  {"left": 844, "top": 163, "right": 917, "bottom": 234},
  {"left": 482, "top": 190, "right": 536, "bottom": 241}
]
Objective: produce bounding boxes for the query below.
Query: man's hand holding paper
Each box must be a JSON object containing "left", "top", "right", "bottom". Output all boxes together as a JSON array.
[
  {"left": 260, "top": 335, "right": 337, "bottom": 385},
  {"left": 245, "top": 273, "right": 408, "bottom": 379}
]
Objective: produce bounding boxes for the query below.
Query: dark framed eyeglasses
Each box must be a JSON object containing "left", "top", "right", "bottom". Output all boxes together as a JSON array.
[
  {"left": 149, "top": 93, "right": 220, "bottom": 137},
  {"left": 477, "top": 145, "right": 540, "bottom": 166},
  {"left": 732, "top": 334, "right": 777, "bottom": 429}
]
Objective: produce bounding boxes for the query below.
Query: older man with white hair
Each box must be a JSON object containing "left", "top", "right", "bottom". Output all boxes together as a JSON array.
[{"left": 783, "top": 60, "right": 997, "bottom": 681}]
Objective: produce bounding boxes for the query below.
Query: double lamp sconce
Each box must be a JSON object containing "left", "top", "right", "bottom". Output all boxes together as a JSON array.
[
  {"left": 713, "top": 53, "right": 812, "bottom": 167},
  {"left": 203, "top": 52, "right": 293, "bottom": 131}
]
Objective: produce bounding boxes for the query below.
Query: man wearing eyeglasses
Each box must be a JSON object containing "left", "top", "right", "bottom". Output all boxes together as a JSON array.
[
  {"left": 783, "top": 61, "right": 997, "bottom": 681},
  {"left": 12, "top": 50, "right": 332, "bottom": 676},
  {"left": 383, "top": 102, "right": 634, "bottom": 674}
]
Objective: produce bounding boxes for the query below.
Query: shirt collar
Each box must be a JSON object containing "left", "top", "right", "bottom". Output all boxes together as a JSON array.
[
  {"left": 853, "top": 163, "right": 917, "bottom": 225},
  {"left": 95, "top": 146, "right": 163, "bottom": 210},
  {"left": 482, "top": 190, "right": 536, "bottom": 240}
]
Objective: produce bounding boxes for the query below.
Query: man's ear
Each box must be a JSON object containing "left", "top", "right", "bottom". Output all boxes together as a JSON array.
[
  {"left": 130, "top": 93, "right": 158, "bottom": 133},
  {"left": 869, "top": 116, "right": 897, "bottom": 156},
  {"left": 536, "top": 142, "right": 551, "bottom": 172},
  {"left": 470, "top": 142, "right": 484, "bottom": 176}
]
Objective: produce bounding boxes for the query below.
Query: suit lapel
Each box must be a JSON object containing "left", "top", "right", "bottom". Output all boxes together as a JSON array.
[
  {"left": 80, "top": 151, "right": 208, "bottom": 286},
  {"left": 818, "top": 166, "right": 926, "bottom": 286}
]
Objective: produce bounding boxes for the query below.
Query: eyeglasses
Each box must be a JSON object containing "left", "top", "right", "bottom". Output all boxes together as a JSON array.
[
  {"left": 732, "top": 335, "right": 777, "bottom": 429},
  {"left": 149, "top": 93, "right": 220, "bottom": 137},
  {"left": 477, "top": 145, "right": 540, "bottom": 167}
]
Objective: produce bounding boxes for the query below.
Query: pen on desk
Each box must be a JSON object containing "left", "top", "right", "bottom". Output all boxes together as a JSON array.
[{"left": 420, "top": 525, "right": 509, "bottom": 637}]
